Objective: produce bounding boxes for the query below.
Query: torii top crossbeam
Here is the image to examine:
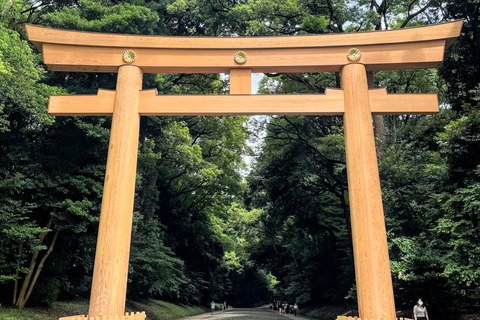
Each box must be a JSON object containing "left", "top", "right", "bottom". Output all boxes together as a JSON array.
[
  {"left": 26, "top": 21, "right": 462, "bottom": 117},
  {"left": 27, "top": 21, "right": 461, "bottom": 73},
  {"left": 26, "top": 21, "right": 462, "bottom": 320}
]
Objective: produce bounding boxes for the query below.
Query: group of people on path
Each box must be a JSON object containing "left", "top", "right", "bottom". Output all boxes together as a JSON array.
[
  {"left": 269, "top": 298, "right": 426, "bottom": 319},
  {"left": 210, "top": 301, "right": 227, "bottom": 312},
  {"left": 271, "top": 302, "right": 298, "bottom": 316},
  {"left": 211, "top": 298, "right": 427, "bottom": 319}
]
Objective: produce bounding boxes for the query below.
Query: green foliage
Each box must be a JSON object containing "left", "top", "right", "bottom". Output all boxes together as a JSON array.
[
  {"left": 0, "top": 0, "right": 251, "bottom": 307},
  {"left": 134, "top": 105, "right": 249, "bottom": 303},
  {"left": 41, "top": 0, "right": 160, "bottom": 34},
  {"left": 219, "top": 204, "right": 279, "bottom": 306},
  {"left": 437, "top": 110, "right": 480, "bottom": 185},
  {"left": 380, "top": 107, "right": 480, "bottom": 312},
  {"left": 432, "top": 173, "right": 480, "bottom": 306},
  {"left": 438, "top": 0, "right": 480, "bottom": 112},
  {"left": 0, "top": 194, "right": 47, "bottom": 284},
  {"left": 29, "top": 277, "right": 61, "bottom": 308},
  {"left": 127, "top": 299, "right": 205, "bottom": 320},
  {"left": 301, "top": 15, "right": 329, "bottom": 33},
  {"left": 0, "top": 299, "right": 204, "bottom": 320},
  {"left": 246, "top": 114, "right": 353, "bottom": 305},
  {"left": 0, "top": 307, "right": 52, "bottom": 320},
  {"left": 129, "top": 217, "right": 186, "bottom": 300},
  {"left": 0, "top": 24, "right": 57, "bottom": 131}
]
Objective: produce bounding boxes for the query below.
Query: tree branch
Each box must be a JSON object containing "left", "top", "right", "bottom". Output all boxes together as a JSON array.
[{"left": 400, "top": 0, "right": 435, "bottom": 28}]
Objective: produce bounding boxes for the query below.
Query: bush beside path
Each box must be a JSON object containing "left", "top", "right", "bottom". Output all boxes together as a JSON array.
[{"left": 0, "top": 300, "right": 206, "bottom": 320}]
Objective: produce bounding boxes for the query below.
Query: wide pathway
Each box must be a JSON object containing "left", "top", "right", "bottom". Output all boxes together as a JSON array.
[{"left": 178, "top": 305, "right": 315, "bottom": 320}]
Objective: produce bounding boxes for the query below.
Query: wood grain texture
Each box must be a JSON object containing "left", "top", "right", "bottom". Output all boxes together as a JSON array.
[
  {"left": 88, "top": 66, "right": 143, "bottom": 318},
  {"left": 26, "top": 21, "right": 462, "bottom": 50},
  {"left": 230, "top": 69, "right": 252, "bottom": 94},
  {"left": 369, "top": 88, "right": 439, "bottom": 114},
  {"left": 41, "top": 40, "right": 446, "bottom": 73},
  {"left": 48, "top": 89, "right": 438, "bottom": 116},
  {"left": 49, "top": 89, "right": 115, "bottom": 116},
  {"left": 342, "top": 63, "right": 396, "bottom": 320}
]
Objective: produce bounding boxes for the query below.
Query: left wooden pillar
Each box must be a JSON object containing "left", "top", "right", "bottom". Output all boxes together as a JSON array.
[{"left": 89, "top": 65, "right": 143, "bottom": 317}]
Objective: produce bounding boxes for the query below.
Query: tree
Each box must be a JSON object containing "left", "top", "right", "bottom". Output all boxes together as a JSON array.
[
  {"left": 245, "top": 114, "right": 354, "bottom": 305},
  {"left": 438, "top": 0, "right": 480, "bottom": 112},
  {"left": 128, "top": 217, "right": 186, "bottom": 300}
]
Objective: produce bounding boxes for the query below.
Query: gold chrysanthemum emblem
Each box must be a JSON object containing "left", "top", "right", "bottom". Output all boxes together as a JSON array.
[
  {"left": 234, "top": 51, "right": 247, "bottom": 64},
  {"left": 122, "top": 50, "right": 136, "bottom": 63},
  {"left": 347, "top": 48, "right": 361, "bottom": 62}
]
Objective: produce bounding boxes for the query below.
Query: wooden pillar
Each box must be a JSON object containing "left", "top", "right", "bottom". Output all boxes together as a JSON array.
[
  {"left": 89, "top": 65, "right": 143, "bottom": 317},
  {"left": 341, "top": 63, "right": 396, "bottom": 320},
  {"left": 230, "top": 69, "right": 252, "bottom": 94}
]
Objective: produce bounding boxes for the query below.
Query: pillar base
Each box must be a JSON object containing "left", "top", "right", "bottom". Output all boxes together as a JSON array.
[
  {"left": 337, "top": 316, "right": 411, "bottom": 320},
  {"left": 59, "top": 311, "right": 146, "bottom": 320}
]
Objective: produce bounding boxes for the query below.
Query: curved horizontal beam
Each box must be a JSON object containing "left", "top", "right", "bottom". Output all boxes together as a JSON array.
[
  {"left": 26, "top": 21, "right": 462, "bottom": 73},
  {"left": 26, "top": 21, "right": 461, "bottom": 50}
]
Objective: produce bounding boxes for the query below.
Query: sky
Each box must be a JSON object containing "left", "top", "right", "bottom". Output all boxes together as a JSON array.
[
  {"left": 243, "top": 73, "right": 268, "bottom": 175},
  {"left": 251, "top": 73, "right": 263, "bottom": 94}
]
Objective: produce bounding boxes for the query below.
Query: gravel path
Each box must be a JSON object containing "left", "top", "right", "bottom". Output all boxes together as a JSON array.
[{"left": 178, "top": 305, "right": 314, "bottom": 320}]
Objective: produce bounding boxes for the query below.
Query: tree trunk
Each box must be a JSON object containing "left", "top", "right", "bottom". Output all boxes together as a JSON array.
[
  {"left": 335, "top": 72, "right": 341, "bottom": 88},
  {"left": 147, "top": 174, "right": 159, "bottom": 221},
  {"left": 12, "top": 243, "right": 23, "bottom": 305},
  {"left": 367, "top": 71, "right": 386, "bottom": 160},
  {"left": 15, "top": 215, "right": 55, "bottom": 308},
  {"left": 340, "top": 188, "right": 352, "bottom": 247},
  {"left": 23, "top": 230, "right": 59, "bottom": 305},
  {"left": 292, "top": 254, "right": 304, "bottom": 282}
]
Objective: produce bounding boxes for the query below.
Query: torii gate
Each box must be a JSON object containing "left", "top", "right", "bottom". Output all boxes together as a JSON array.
[{"left": 26, "top": 21, "right": 462, "bottom": 320}]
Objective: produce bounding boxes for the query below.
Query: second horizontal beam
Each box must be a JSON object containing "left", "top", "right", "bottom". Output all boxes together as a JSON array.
[{"left": 49, "top": 88, "right": 438, "bottom": 116}]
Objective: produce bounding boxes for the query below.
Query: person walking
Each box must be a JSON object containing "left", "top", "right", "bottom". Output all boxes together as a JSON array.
[
  {"left": 413, "top": 299, "right": 429, "bottom": 320},
  {"left": 293, "top": 303, "right": 298, "bottom": 316},
  {"left": 211, "top": 301, "right": 215, "bottom": 313}
]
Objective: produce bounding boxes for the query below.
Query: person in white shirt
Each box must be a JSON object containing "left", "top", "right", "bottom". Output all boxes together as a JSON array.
[
  {"left": 293, "top": 303, "right": 298, "bottom": 316},
  {"left": 413, "top": 299, "right": 429, "bottom": 320}
]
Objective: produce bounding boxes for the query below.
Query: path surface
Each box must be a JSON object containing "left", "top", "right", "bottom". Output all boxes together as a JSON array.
[{"left": 178, "top": 305, "right": 314, "bottom": 320}]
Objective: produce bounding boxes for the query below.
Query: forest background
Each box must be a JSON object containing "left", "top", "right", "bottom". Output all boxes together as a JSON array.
[{"left": 1, "top": 0, "right": 480, "bottom": 319}]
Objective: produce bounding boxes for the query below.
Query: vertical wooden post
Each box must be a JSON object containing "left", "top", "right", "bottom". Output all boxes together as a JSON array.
[
  {"left": 89, "top": 65, "right": 143, "bottom": 317},
  {"left": 230, "top": 69, "right": 252, "bottom": 94},
  {"left": 341, "top": 63, "right": 396, "bottom": 320}
]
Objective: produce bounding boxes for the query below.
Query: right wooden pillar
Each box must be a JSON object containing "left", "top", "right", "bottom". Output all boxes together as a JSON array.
[{"left": 341, "top": 63, "right": 396, "bottom": 320}]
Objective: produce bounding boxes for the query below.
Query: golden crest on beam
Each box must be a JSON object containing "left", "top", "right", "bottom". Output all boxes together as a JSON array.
[
  {"left": 234, "top": 51, "right": 247, "bottom": 64},
  {"left": 347, "top": 48, "right": 361, "bottom": 62},
  {"left": 122, "top": 50, "right": 136, "bottom": 63}
]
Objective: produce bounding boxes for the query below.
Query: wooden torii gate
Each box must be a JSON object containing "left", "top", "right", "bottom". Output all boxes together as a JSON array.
[{"left": 26, "top": 21, "right": 462, "bottom": 320}]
